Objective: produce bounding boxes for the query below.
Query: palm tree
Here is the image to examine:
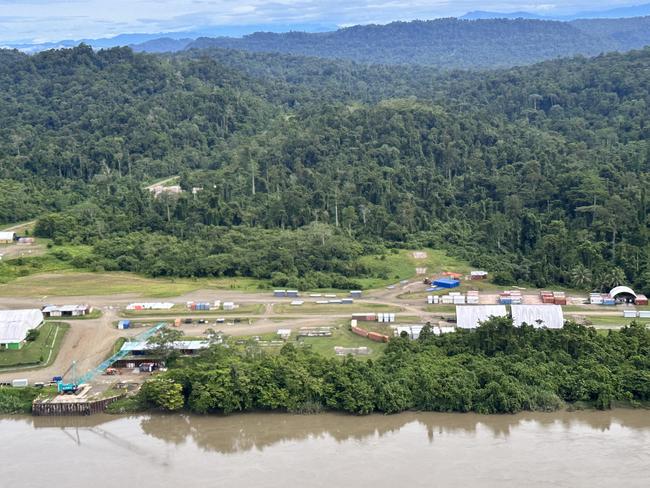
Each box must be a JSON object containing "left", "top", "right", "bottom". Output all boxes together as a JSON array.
[
  {"left": 599, "top": 266, "right": 626, "bottom": 290},
  {"left": 570, "top": 265, "right": 592, "bottom": 289}
]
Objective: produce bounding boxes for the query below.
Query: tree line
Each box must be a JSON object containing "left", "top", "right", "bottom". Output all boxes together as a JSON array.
[{"left": 135, "top": 318, "right": 650, "bottom": 414}]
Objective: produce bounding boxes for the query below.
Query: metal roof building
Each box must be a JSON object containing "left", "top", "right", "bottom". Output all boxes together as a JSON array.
[
  {"left": 511, "top": 305, "right": 564, "bottom": 329},
  {"left": 0, "top": 309, "right": 44, "bottom": 349},
  {"left": 456, "top": 305, "right": 508, "bottom": 329},
  {"left": 609, "top": 286, "right": 637, "bottom": 299},
  {"left": 0, "top": 231, "right": 16, "bottom": 243}
]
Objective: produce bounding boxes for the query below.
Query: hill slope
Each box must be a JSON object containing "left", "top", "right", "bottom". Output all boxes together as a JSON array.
[
  {"left": 1, "top": 45, "right": 648, "bottom": 291},
  {"left": 184, "top": 17, "right": 650, "bottom": 69}
]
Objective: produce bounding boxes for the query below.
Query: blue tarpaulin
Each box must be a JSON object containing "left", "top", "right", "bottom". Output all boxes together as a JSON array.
[{"left": 433, "top": 278, "right": 461, "bottom": 289}]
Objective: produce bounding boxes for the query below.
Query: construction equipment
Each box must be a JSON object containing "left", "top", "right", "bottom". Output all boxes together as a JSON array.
[
  {"left": 57, "top": 361, "right": 78, "bottom": 394},
  {"left": 57, "top": 323, "right": 166, "bottom": 393}
]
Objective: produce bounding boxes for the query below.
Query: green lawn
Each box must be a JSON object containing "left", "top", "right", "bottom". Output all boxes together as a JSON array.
[
  {"left": 273, "top": 302, "right": 401, "bottom": 314},
  {"left": 298, "top": 325, "right": 388, "bottom": 359},
  {"left": 0, "top": 322, "right": 69, "bottom": 369},
  {"left": 575, "top": 315, "right": 650, "bottom": 328},
  {"left": 121, "top": 303, "right": 264, "bottom": 317},
  {"left": 0, "top": 270, "right": 268, "bottom": 297}
]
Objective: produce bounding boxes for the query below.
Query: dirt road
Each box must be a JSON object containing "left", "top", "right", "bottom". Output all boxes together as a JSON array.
[{"left": 0, "top": 279, "right": 638, "bottom": 384}]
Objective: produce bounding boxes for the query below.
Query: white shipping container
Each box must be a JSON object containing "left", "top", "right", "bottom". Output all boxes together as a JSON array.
[
  {"left": 351, "top": 319, "right": 358, "bottom": 327},
  {"left": 442, "top": 296, "right": 453, "bottom": 304},
  {"left": 389, "top": 313, "right": 396, "bottom": 323},
  {"left": 378, "top": 313, "right": 384, "bottom": 323},
  {"left": 638, "top": 311, "right": 650, "bottom": 319},
  {"left": 623, "top": 310, "right": 638, "bottom": 318},
  {"left": 433, "top": 296, "right": 440, "bottom": 304},
  {"left": 11, "top": 379, "right": 28, "bottom": 388},
  {"left": 427, "top": 296, "right": 433, "bottom": 304}
]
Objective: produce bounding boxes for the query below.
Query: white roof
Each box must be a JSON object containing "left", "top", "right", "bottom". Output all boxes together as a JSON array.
[
  {"left": 456, "top": 305, "right": 508, "bottom": 329},
  {"left": 0, "top": 231, "right": 15, "bottom": 240},
  {"left": 609, "top": 286, "right": 637, "bottom": 298},
  {"left": 0, "top": 309, "right": 44, "bottom": 344},
  {"left": 120, "top": 340, "right": 210, "bottom": 352},
  {"left": 42, "top": 304, "right": 89, "bottom": 313},
  {"left": 511, "top": 305, "right": 564, "bottom": 329}
]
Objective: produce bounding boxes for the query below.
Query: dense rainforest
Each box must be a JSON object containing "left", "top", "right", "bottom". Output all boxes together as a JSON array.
[
  {"left": 185, "top": 17, "right": 650, "bottom": 69},
  {"left": 1, "top": 44, "right": 649, "bottom": 292},
  {"left": 132, "top": 319, "right": 650, "bottom": 414}
]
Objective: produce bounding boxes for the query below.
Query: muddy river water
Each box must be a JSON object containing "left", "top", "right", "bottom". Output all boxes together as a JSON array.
[{"left": 2, "top": 410, "right": 649, "bottom": 487}]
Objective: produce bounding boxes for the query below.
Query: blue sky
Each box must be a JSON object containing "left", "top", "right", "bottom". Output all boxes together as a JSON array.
[{"left": 0, "top": 0, "right": 643, "bottom": 43}]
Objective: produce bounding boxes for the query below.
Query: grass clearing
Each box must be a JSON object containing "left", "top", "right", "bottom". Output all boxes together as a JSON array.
[
  {"left": 356, "top": 248, "right": 470, "bottom": 289},
  {"left": 121, "top": 303, "right": 264, "bottom": 317},
  {"left": 0, "top": 270, "right": 269, "bottom": 297},
  {"left": 572, "top": 315, "right": 650, "bottom": 328},
  {"left": 273, "top": 302, "right": 401, "bottom": 314},
  {"left": 298, "top": 324, "right": 388, "bottom": 359},
  {"left": 0, "top": 322, "right": 69, "bottom": 369}
]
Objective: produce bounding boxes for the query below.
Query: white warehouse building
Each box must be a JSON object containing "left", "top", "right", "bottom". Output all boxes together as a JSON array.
[{"left": 0, "top": 309, "right": 44, "bottom": 350}]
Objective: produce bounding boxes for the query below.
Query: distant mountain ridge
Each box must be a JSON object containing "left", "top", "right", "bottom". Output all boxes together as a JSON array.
[
  {"left": 180, "top": 17, "right": 650, "bottom": 70},
  {"left": 1, "top": 23, "right": 336, "bottom": 53},
  {"left": 462, "top": 2, "right": 650, "bottom": 21}
]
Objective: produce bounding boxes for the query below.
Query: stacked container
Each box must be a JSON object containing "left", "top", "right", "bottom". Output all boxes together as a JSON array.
[
  {"left": 589, "top": 293, "right": 603, "bottom": 305},
  {"left": 552, "top": 292, "right": 566, "bottom": 305},
  {"left": 466, "top": 291, "right": 480, "bottom": 304},
  {"left": 540, "top": 291, "right": 554, "bottom": 304},
  {"left": 351, "top": 313, "right": 376, "bottom": 322},
  {"left": 603, "top": 296, "right": 616, "bottom": 306},
  {"left": 500, "top": 290, "right": 522, "bottom": 305}
]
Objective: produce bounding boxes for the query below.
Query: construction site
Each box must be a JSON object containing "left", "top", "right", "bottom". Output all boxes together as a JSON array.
[{"left": 1, "top": 252, "right": 648, "bottom": 415}]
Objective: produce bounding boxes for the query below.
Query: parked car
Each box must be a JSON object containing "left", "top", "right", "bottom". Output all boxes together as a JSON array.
[{"left": 183, "top": 318, "right": 193, "bottom": 324}]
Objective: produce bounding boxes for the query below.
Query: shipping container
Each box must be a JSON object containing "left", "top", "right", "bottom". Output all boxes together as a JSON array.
[
  {"left": 639, "top": 311, "right": 650, "bottom": 318},
  {"left": 12, "top": 379, "right": 28, "bottom": 387},
  {"left": 623, "top": 310, "right": 638, "bottom": 318}
]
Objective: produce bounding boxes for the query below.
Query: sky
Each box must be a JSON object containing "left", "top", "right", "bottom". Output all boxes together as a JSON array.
[{"left": 0, "top": 0, "right": 644, "bottom": 43}]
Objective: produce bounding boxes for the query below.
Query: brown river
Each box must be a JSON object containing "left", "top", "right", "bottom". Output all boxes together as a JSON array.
[{"left": 3, "top": 410, "right": 649, "bottom": 487}]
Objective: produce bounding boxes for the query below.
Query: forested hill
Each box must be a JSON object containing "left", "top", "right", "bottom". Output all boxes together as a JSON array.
[
  {"left": 183, "top": 17, "right": 650, "bottom": 69},
  {"left": 1, "top": 45, "right": 649, "bottom": 292}
]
